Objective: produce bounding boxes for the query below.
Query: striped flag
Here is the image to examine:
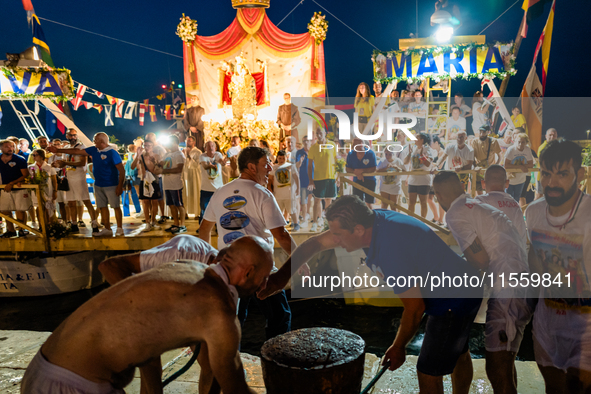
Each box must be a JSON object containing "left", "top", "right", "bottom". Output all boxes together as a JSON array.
[
  {"left": 521, "top": 0, "right": 555, "bottom": 151},
  {"left": 115, "top": 99, "right": 125, "bottom": 118},
  {"left": 149, "top": 105, "right": 157, "bottom": 122},
  {"left": 521, "top": 0, "right": 552, "bottom": 38},
  {"left": 22, "top": 0, "right": 35, "bottom": 24},
  {"left": 165, "top": 105, "right": 172, "bottom": 120},
  {"left": 104, "top": 105, "right": 114, "bottom": 127},
  {"left": 139, "top": 104, "right": 146, "bottom": 126},
  {"left": 106, "top": 95, "right": 117, "bottom": 105},
  {"left": 72, "top": 84, "right": 86, "bottom": 110},
  {"left": 83, "top": 101, "right": 93, "bottom": 110},
  {"left": 95, "top": 91, "right": 104, "bottom": 99}
]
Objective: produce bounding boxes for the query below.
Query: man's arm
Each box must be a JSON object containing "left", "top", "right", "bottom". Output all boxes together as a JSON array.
[
  {"left": 115, "top": 162, "right": 125, "bottom": 196},
  {"left": 383, "top": 287, "right": 425, "bottom": 370},
  {"left": 98, "top": 253, "right": 141, "bottom": 285},
  {"left": 49, "top": 146, "right": 90, "bottom": 156},
  {"left": 258, "top": 231, "right": 338, "bottom": 299},
  {"left": 462, "top": 236, "right": 490, "bottom": 270},
  {"left": 4, "top": 168, "right": 28, "bottom": 192},
  {"left": 270, "top": 226, "right": 296, "bottom": 255},
  {"left": 203, "top": 314, "right": 256, "bottom": 394},
  {"left": 162, "top": 162, "right": 184, "bottom": 174},
  {"left": 437, "top": 154, "right": 448, "bottom": 169},
  {"left": 307, "top": 159, "right": 315, "bottom": 188},
  {"left": 460, "top": 160, "right": 473, "bottom": 171},
  {"left": 198, "top": 219, "right": 216, "bottom": 245}
]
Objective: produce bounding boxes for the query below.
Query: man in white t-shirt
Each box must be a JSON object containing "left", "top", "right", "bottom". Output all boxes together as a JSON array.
[
  {"left": 53, "top": 129, "right": 98, "bottom": 233},
  {"left": 269, "top": 150, "right": 300, "bottom": 231},
  {"left": 162, "top": 135, "right": 186, "bottom": 234},
  {"left": 447, "top": 106, "right": 467, "bottom": 140},
  {"left": 525, "top": 140, "right": 591, "bottom": 392},
  {"left": 98, "top": 234, "right": 219, "bottom": 284},
  {"left": 476, "top": 165, "right": 527, "bottom": 247},
  {"left": 199, "top": 141, "right": 224, "bottom": 223},
  {"left": 200, "top": 146, "right": 307, "bottom": 340},
  {"left": 226, "top": 136, "right": 242, "bottom": 159},
  {"left": 438, "top": 130, "right": 474, "bottom": 189},
  {"left": 433, "top": 171, "right": 532, "bottom": 394}
]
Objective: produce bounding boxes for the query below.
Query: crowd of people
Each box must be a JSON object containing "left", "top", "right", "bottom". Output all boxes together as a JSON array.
[{"left": 5, "top": 79, "right": 590, "bottom": 394}]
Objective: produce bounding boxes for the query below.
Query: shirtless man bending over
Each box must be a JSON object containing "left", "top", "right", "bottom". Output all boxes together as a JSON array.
[{"left": 21, "top": 235, "right": 273, "bottom": 394}]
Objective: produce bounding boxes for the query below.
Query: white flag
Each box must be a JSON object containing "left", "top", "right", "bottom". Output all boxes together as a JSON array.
[
  {"left": 124, "top": 102, "right": 137, "bottom": 119},
  {"left": 104, "top": 105, "right": 114, "bottom": 127},
  {"left": 115, "top": 99, "right": 125, "bottom": 118}
]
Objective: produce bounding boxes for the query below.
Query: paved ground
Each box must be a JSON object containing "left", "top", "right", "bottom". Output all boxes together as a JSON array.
[{"left": 1, "top": 329, "right": 545, "bottom": 393}]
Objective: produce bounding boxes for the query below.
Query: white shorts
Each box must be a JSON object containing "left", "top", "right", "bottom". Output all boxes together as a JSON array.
[
  {"left": 21, "top": 350, "right": 125, "bottom": 394},
  {"left": 485, "top": 297, "right": 533, "bottom": 353},
  {"left": 533, "top": 302, "right": 591, "bottom": 371},
  {"left": 277, "top": 198, "right": 297, "bottom": 215},
  {"left": 0, "top": 189, "right": 32, "bottom": 211},
  {"left": 66, "top": 176, "right": 90, "bottom": 202},
  {"left": 380, "top": 183, "right": 402, "bottom": 196},
  {"left": 56, "top": 190, "right": 67, "bottom": 203}
]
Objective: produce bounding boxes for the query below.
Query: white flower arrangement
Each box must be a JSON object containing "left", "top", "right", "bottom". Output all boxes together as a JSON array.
[
  {"left": 308, "top": 11, "right": 328, "bottom": 45},
  {"left": 176, "top": 14, "right": 198, "bottom": 45},
  {"left": 206, "top": 118, "right": 281, "bottom": 153}
]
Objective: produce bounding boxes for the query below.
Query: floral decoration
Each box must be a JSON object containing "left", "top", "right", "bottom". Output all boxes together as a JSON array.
[
  {"left": 176, "top": 14, "right": 198, "bottom": 45},
  {"left": 308, "top": 12, "right": 328, "bottom": 45}
]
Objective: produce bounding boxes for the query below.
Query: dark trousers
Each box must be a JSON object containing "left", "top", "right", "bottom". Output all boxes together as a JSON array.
[
  {"left": 237, "top": 290, "right": 291, "bottom": 340},
  {"left": 199, "top": 190, "right": 214, "bottom": 223}
]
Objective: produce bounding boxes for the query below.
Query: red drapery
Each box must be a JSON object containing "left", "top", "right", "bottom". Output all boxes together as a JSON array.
[{"left": 221, "top": 72, "right": 266, "bottom": 106}]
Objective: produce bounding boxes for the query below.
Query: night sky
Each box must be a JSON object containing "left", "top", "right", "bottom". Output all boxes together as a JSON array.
[{"left": 1, "top": 0, "right": 589, "bottom": 143}]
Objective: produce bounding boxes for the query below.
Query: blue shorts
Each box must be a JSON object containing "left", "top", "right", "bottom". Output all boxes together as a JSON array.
[
  {"left": 313, "top": 179, "right": 336, "bottom": 199},
  {"left": 165, "top": 189, "right": 184, "bottom": 207},
  {"left": 417, "top": 308, "right": 478, "bottom": 376},
  {"left": 157, "top": 178, "right": 164, "bottom": 201}
]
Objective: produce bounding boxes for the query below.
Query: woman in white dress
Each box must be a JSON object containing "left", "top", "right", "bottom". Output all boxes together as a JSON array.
[{"left": 182, "top": 135, "right": 202, "bottom": 219}]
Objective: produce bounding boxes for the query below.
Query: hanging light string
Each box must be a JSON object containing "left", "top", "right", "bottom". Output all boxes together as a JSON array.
[
  {"left": 478, "top": 0, "right": 522, "bottom": 35},
  {"left": 277, "top": 0, "right": 306, "bottom": 27},
  {"left": 37, "top": 16, "right": 183, "bottom": 59}
]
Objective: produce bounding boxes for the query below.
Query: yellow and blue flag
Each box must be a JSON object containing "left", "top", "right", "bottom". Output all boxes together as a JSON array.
[{"left": 32, "top": 14, "right": 54, "bottom": 67}]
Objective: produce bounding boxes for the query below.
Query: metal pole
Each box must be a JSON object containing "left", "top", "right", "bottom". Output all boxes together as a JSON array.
[
  {"left": 416, "top": 0, "right": 419, "bottom": 38},
  {"left": 499, "top": 18, "right": 525, "bottom": 97}
]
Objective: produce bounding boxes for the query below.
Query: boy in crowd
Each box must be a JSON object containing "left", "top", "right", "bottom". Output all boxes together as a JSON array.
[
  {"left": 162, "top": 135, "right": 186, "bottom": 233},
  {"left": 269, "top": 150, "right": 300, "bottom": 231}
]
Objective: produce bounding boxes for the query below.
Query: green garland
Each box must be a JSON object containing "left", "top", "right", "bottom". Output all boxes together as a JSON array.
[
  {"left": 372, "top": 41, "right": 516, "bottom": 84},
  {"left": 0, "top": 66, "right": 74, "bottom": 101}
]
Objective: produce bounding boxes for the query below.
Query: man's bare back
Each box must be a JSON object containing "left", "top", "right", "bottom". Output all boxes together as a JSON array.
[{"left": 42, "top": 262, "right": 241, "bottom": 389}]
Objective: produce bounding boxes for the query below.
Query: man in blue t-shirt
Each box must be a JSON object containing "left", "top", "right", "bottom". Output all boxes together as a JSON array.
[
  {"left": 0, "top": 139, "right": 32, "bottom": 237},
  {"left": 295, "top": 136, "right": 314, "bottom": 224},
  {"left": 259, "top": 195, "right": 482, "bottom": 393},
  {"left": 345, "top": 137, "right": 377, "bottom": 207},
  {"left": 49, "top": 132, "right": 125, "bottom": 237}
]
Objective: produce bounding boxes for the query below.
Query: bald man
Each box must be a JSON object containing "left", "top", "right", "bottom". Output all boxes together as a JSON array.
[
  {"left": 22, "top": 235, "right": 273, "bottom": 394},
  {"left": 49, "top": 132, "right": 125, "bottom": 236},
  {"left": 433, "top": 171, "right": 532, "bottom": 394},
  {"left": 476, "top": 165, "right": 527, "bottom": 247}
]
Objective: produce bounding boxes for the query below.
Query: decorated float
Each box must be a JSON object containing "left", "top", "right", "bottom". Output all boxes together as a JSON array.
[{"left": 179, "top": 0, "right": 327, "bottom": 150}]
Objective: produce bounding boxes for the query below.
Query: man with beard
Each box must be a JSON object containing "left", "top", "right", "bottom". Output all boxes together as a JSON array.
[
  {"left": 469, "top": 125, "right": 501, "bottom": 195},
  {"left": 21, "top": 235, "right": 273, "bottom": 394},
  {"left": 525, "top": 140, "right": 591, "bottom": 393},
  {"left": 52, "top": 129, "right": 99, "bottom": 233}
]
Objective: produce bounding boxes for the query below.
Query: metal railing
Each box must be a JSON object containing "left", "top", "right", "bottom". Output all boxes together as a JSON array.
[{"left": 337, "top": 166, "right": 591, "bottom": 234}]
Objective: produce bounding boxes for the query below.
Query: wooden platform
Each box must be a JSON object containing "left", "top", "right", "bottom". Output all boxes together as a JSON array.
[{"left": 0, "top": 214, "right": 455, "bottom": 253}]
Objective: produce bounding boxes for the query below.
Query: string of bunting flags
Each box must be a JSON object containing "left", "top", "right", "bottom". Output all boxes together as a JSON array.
[{"left": 69, "top": 81, "right": 186, "bottom": 127}]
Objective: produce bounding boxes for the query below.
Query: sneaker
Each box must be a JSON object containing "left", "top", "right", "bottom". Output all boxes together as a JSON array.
[
  {"left": 134, "top": 212, "right": 144, "bottom": 219},
  {"left": 317, "top": 217, "right": 324, "bottom": 228},
  {"left": 157, "top": 217, "right": 167, "bottom": 224},
  {"left": 1, "top": 231, "right": 18, "bottom": 238},
  {"left": 115, "top": 228, "right": 125, "bottom": 237},
  {"left": 141, "top": 223, "right": 153, "bottom": 233},
  {"left": 310, "top": 222, "right": 318, "bottom": 232},
  {"left": 70, "top": 224, "right": 80, "bottom": 234},
  {"left": 78, "top": 221, "right": 86, "bottom": 228},
  {"left": 91, "top": 220, "right": 99, "bottom": 234},
  {"left": 292, "top": 223, "right": 301, "bottom": 232},
  {"left": 18, "top": 229, "right": 29, "bottom": 237},
  {"left": 171, "top": 226, "right": 187, "bottom": 234},
  {"left": 165, "top": 226, "right": 176, "bottom": 233},
  {"left": 305, "top": 214, "right": 310, "bottom": 222},
  {"left": 94, "top": 228, "right": 113, "bottom": 237},
  {"left": 151, "top": 223, "right": 162, "bottom": 230}
]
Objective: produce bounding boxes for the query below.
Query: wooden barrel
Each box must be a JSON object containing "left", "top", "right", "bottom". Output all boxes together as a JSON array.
[{"left": 261, "top": 327, "right": 365, "bottom": 394}]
